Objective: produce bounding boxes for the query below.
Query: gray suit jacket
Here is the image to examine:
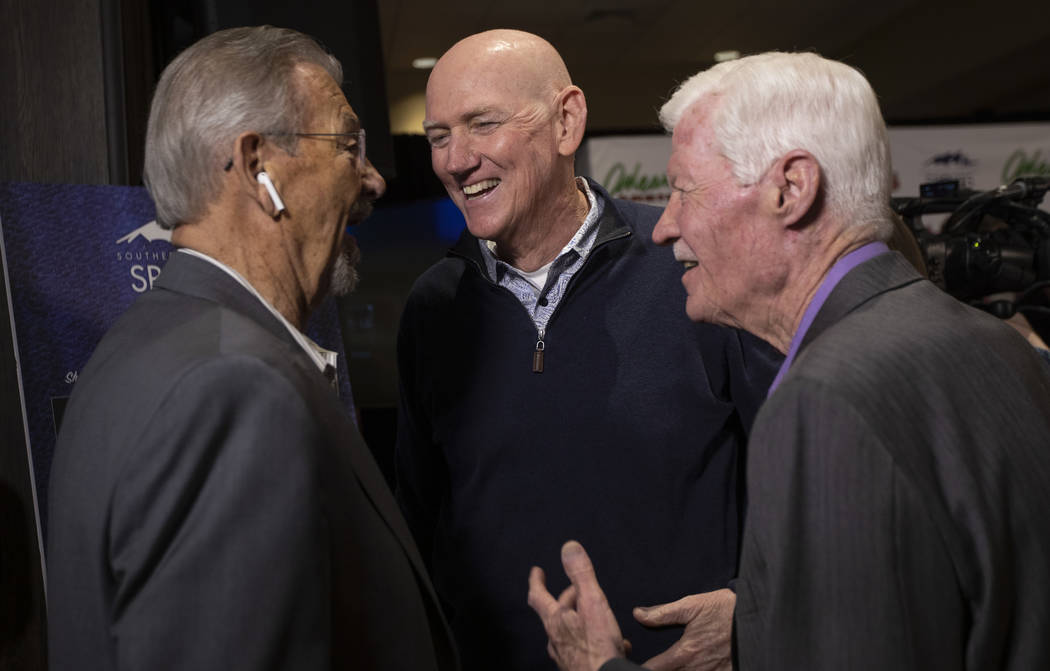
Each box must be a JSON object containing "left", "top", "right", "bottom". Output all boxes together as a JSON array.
[
  {"left": 47, "top": 252, "right": 457, "bottom": 670},
  {"left": 735, "top": 251, "right": 1050, "bottom": 670}
]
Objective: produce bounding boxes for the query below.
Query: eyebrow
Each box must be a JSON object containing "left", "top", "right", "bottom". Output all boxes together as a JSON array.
[
  {"left": 337, "top": 110, "right": 361, "bottom": 133},
  {"left": 423, "top": 107, "right": 501, "bottom": 133}
]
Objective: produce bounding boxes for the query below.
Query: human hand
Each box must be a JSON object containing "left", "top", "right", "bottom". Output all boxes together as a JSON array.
[
  {"left": 632, "top": 589, "right": 735, "bottom": 671},
  {"left": 527, "top": 540, "right": 627, "bottom": 671}
]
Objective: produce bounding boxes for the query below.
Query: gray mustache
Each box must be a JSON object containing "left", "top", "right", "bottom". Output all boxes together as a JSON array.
[{"left": 349, "top": 199, "right": 374, "bottom": 222}]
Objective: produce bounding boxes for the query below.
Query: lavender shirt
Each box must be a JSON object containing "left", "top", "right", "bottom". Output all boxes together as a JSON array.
[{"left": 768, "top": 241, "right": 890, "bottom": 395}]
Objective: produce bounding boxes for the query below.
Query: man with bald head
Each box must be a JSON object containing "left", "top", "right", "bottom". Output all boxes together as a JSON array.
[{"left": 396, "top": 29, "right": 779, "bottom": 670}]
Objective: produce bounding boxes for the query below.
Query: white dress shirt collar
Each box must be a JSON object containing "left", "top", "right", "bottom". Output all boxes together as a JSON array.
[{"left": 176, "top": 248, "right": 338, "bottom": 375}]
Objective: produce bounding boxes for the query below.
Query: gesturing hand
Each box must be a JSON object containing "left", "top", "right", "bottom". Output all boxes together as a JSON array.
[
  {"left": 527, "top": 541, "right": 628, "bottom": 671},
  {"left": 633, "top": 589, "right": 735, "bottom": 671}
]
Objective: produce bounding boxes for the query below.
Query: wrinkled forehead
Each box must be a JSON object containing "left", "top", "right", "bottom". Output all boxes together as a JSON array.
[
  {"left": 673, "top": 100, "right": 718, "bottom": 149},
  {"left": 667, "top": 100, "right": 723, "bottom": 174},
  {"left": 296, "top": 63, "right": 359, "bottom": 131}
]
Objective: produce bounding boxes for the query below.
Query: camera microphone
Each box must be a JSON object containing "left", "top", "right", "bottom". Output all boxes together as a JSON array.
[{"left": 996, "top": 177, "right": 1050, "bottom": 204}]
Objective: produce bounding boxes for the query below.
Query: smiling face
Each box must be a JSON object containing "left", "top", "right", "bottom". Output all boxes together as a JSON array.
[
  {"left": 423, "top": 34, "right": 571, "bottom": 251},
  {"left": 652, "top": 100, "right": 777, "bottom": 329}
]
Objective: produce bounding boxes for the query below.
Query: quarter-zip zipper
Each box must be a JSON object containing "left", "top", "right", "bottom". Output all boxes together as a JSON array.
[
  {"left": 448, "top": 223, "right": 633, "bottom": 374},
  {"left": 533, "top": 328, "right": 546, "bottom": 373}
]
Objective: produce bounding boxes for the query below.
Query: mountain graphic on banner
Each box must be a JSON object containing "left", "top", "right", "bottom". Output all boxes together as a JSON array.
[{"left": 116, "top": 220, "right": 171, "bottom": 244}]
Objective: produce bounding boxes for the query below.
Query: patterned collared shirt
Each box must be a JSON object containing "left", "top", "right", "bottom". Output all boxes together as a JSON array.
[{"left": 479, "top": 177, "right": 604, "bottom": 336}]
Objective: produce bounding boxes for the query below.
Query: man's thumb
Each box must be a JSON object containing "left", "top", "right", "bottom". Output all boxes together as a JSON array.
[{"left": 633, "top": 599, "right": 689, "bottom": 628}]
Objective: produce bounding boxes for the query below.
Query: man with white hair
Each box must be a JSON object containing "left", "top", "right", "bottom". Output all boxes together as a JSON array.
[
  {"left": 47, "top": 26, "right": 456, "bottom": 670},
  {"left": 529, "top": 51, "right": 1050, "bottom": 671}
]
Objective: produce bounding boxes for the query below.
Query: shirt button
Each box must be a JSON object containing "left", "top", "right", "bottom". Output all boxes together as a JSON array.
[{"left": 538, "top": 297, "right": 548, "bottom": 307}]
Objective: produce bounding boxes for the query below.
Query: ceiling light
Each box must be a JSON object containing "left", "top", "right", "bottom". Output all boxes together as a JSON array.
[
  {"left": 714, "top": 50, "right": 740, "bottom": 63},
  {"left": 412, "top": 57, "right": 438, "bottom": 70}
]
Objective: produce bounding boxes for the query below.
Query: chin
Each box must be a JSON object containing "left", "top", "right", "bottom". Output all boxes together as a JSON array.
[
  {"left": 685, "top": 300, "right": 711, "bottom": 325},
  {"left": 329, "top": 248, "right": 361, "bottom": 297},
  {"left": 464, "top": 214, "right": 511, "bottom": 245}
]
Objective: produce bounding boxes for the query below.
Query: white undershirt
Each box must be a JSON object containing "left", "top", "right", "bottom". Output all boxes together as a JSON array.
[{"left": 516, "top": 258, "right": 555, "bottom": 291}]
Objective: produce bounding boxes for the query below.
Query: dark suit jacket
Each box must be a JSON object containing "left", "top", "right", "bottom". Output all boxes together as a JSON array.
[
  {"left": 735, "top": 251, "right": 1050, "bottom": 670},
  {"left": 47, "top": 252, "right": 457, "bottom": 670}
]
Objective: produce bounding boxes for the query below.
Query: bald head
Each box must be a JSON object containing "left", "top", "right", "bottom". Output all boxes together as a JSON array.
[
  {"left": 423, "top": 29, "right": 589, "bottom": 270},
  {"left": 429, "top": 30, "right": 571, "bottom": 105}
]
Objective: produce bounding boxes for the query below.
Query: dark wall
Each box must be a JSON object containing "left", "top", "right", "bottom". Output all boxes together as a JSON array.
[
  {"left": 0, "top": 0, "right": 110, "bottom": 184},
  {"left": 155, "top": 0, "right": 396, "bottom": 178},
  {"left": 0, "top": 0, "right": 392, "bottom": 186},
  {"left": 0, "top": 1, "right": 105, "bottom": 667},
  {"left": 0, "top": 247, "right": 46, "bottom": 670}
]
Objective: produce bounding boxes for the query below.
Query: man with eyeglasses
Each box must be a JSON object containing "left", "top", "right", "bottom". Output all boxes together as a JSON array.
[{"left": 47, "top": 26, "right": 457, "bottom": 671}]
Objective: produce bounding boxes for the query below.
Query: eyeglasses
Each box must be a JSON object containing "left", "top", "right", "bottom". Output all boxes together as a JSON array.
[
  {"left": 271, "top": 129, "right": 367, "bottom": 169},
  {"left": 223, "top": 129, "right": 367, "bottom": 171}
]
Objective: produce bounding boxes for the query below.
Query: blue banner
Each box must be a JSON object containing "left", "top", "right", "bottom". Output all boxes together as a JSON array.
[{"left": 0, "top": 182, "right": 354, "bottom": 537}]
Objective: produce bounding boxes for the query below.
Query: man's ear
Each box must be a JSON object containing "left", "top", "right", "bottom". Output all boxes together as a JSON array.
[
  {"left": 764, "top": 150, "right": 820, "bottom": 227},
  {"left": 229, "top": 132, "right": 283, "bottom": 218},
  {"left": 554, "top": 85, "right": 587, "bottom": 157}
]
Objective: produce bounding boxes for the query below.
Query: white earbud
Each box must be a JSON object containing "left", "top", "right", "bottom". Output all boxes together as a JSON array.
[{"left": 256, "top": 171, "right": 286, "bottom": 213}]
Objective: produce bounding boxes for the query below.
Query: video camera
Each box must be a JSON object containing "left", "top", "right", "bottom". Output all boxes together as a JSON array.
[{"left": 891, "top": 177, "right": 1050, "bottom": 321}]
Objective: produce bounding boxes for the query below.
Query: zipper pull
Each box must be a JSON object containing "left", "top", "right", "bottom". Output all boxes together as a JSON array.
[{"left": 533, "top": 329, "right": 545, "bottom": 373}]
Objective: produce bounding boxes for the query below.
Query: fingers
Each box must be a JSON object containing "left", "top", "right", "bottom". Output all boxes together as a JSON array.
[
  {"left": 558, "top": 584, "right": 579, "bottom": 610},
  {"left": 638, "top": 590, "right": 737, "bottom": 671},
  {"left": 530, "top": 542, "right": 628, "bottom": 670},
  {"left": 527, "top": 566, "right": 560, "bottom": 619},
  {"left": 561, "top": 540, "right": 602, "bottom": 600},
  {"left": 633, "top": 593, "right": 699, "bottom": 627},
  {"left": 634, "top": 589, "right": 736, "bottom": 628}
]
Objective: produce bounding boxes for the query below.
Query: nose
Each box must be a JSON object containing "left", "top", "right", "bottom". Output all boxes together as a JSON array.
[
  {"left": 652, "top": 206, "right": 679, "bottom": 246},
  {"left": 360, "top": 159, "right": 386, "bottom": 200},
  {"left": 441, "top": 131, "right": 479, "bottom": 177}
]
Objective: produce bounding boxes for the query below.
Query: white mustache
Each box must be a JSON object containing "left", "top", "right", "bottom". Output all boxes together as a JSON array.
[{"left": 672, "top": 241, "right": 698, "bottom": 266}]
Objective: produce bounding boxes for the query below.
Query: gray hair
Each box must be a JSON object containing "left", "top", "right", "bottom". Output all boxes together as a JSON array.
[
  {"left": 144, "top": 26, "right": 342, "bottom": 228},
  {"left": 660, "top": 52, "right": 893, "bottom": 238}
]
